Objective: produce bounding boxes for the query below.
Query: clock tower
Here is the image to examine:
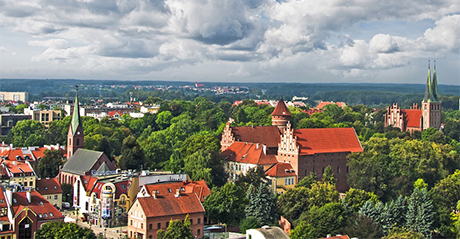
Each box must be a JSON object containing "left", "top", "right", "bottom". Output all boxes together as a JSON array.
[{"left": 67, "top": 85, "right": 84, "bottom": 158}]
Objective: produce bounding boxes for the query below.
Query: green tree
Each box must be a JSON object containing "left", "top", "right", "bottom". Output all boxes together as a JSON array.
[
  {"left": 296, "top": 172, "right": 317, "bottom": 189},
  {"left": 245, "top": 183, "right": 278, "bottom": 226},
  {"left": 278, "top": 187, "right": 310, "bottom": 223},
  {"left": 343, "top": 188, "right": 379, "bottom": 213},
  {"left": 322, "top": 165, "right": 336, "bottom": 185},
  {"left": 35, "top": 221, "right": 96, "bottom": 239},
  {"left": 157, "top": 214, "right": 193, "bottom": 239},
  {"left": 239, "top": 217, "right": 260, "bottom": 234},
  {"left": 183, "top": 149, "right": 225, "bottom": 187},
  {"left": 61, "top": 183, "right": 73, "bottom": 203},
  {"left": 10, "top": 119, "right": 45, "bottom": 147},
  {"left": 203, "top": 182, "right": 247, "bottom": 225},
  {"left": 406, "top": 188, "right": 435, "bottom": 238},
  {"left": 382, "top": 227, "right": 425, "bottom": 239},
  {"left": 36, "top": 149, "right": 64, "bottom": 178},
  {"left": 118, "top": 135, "right": 145, "bottom": 170},
  {"left": 308, "top": 181, "right": 339, "bottom": 208},
  {"left": 235, "top": 166, "right": 267, "bottom": 191},
  {"left": 156, "top": 111, "right": 173, "bottom": 129},
  {"left": 343, "top": 214, "right": 384, "bottom": 239}
]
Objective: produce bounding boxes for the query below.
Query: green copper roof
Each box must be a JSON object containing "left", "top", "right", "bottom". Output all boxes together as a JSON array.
[
  {"left": 423, "top": 65, "right": 432, "bottom": 102},
  {"left": 70, "top": 89, "right": 81, "bottom": 136},
  {"left": 432, "top": 65, "right": 439, "bottom": 101}
]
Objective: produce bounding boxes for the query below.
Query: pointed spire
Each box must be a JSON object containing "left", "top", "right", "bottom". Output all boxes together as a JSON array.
[
  {"left": 70, "top": 85, "right": 82, "bottom": 136},
  {"left": 271, "top": 99, "right": 291, "bottom": 116},
  {"left": 432, "top": 60, "right": 439, "bottom": 101},
  {"left": 423, "top": 60, "right": 432, "bottom": 102}
]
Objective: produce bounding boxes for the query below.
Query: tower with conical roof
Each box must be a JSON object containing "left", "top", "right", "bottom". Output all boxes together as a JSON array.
[
  {"left": 67, "top": 85, "right": 84, "bottom": 158},
  {"left": 271, "top": 99, "right": 291, "bottom": 130},
  {"left": 422, "top": 60, "right": 442, "bottom": 130}
]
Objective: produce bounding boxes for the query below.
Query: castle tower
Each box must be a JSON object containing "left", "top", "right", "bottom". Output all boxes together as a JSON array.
[
  {"left": 271, "top": 99, "right": 291, "bottom": 130},
  {"left": 422, "top": 61, "right": 442, "bottom": 130},
  {"left": 67, "top": 85, "right": 84, "bottom": 158}
]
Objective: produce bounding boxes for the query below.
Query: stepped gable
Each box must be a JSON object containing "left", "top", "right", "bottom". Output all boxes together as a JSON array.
[
  {"left": 294, "top": 128, "right": 363, "bottom": 155},
  {"left": 231, "top": 126, "right": 281, "bottom": 148},
  {"left": 271, "top": 99, "right": 291, "bottom": 116},
  {"left": 221, "top": 141, "right": 278, "bottom": 166},
  {"left": 265, "top": 162, "right": 296, "bottom": 177}
]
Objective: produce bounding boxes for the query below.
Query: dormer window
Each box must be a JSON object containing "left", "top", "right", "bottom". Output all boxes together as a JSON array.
[
  {"left": 167, "top": 189, "right": 172, "bottom": 193},
  {"left": 54, "top": 186, "right": 57, "bottom": 189},
  {"left": 180, "top": 187, "right": 185, "bottom": 192},
  {"left": 49, "top": 212, "right": 54, "bottom": 217},
  {"left": 39, "top": 201, "right": 44, "bottom": 206},
  {"left": 13, "top": 198, "right": 17, "bottom": 203},
  {"left": 44, "top": 213, "right": 48, "bottom": 218},
  {"left": 38, "top": 214, "right": 42, "bottom": 218},
  {"left": 44, "top": 186, "right": 48, "bottom": 190}
]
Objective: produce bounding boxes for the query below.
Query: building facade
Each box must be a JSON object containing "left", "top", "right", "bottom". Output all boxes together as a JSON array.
[{"left": 0, "top": 92, "right": 28, "bottom": 102}]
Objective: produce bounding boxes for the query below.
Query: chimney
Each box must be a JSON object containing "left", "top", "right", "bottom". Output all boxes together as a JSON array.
[
  {"left": 152, "top": 191, "right": 157, "bottom": 199},
  {"left": 26, "top": 190, "right": 31, "bottom": 204},
  {"left": 263, "top": 145, "right": 266, "bottom": 155},
  {"left": 5, "top": 187, "right": 13, "bottom": 205},
  {"left": 175, "top": 189, "right": 180, "bottom": 197},
  {"left": 256, "top": 143, "right": 259, "bottom": 149},
  {"left": 12, "top": 161, "right": 17, "bottom": 165}
]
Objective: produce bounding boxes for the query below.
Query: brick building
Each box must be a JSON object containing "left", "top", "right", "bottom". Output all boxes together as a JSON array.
[{"left": 385, "top": 62, "right": 442, "bottom": 133}]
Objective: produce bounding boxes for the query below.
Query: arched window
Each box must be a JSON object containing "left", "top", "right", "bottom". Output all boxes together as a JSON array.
[{"left": 18, "top": 217, "right": 32, "bottom": 239}]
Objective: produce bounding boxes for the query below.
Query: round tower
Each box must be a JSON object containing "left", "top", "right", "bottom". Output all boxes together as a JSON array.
[{"left": 271, "top": 99, "right": 291, "bottom": 129}]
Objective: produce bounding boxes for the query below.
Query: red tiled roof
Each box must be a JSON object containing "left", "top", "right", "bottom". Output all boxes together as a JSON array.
[
  {"left": 36, "top": 178, "right": 63, "bottom": 195},
  {"left": 265, "top": 162, "right": 296, "bottom": 178},
  {"left": 316, "top": 101, "right": 346, "bottom": 110},
  {"left": 401, "top": 109, "right": 422, "bottom": 128},
  {"left": 319, "top": 235, "right": 350, "bottom": 239},
  {"left": 231, "top": 126, "right": 281, "bottom": 148},
  {"left": 107, "top": 111, "right": 122, "bottom": 117},
  {"left": 303, "top": 108, "right": 323, "bottom": 115},
  {"left": 221, "top": 142, "right": 278, "bottom": 166},
  {"left": 137, "top": 192, "right": 204, "bottom": 218},
  {"left": 143, "top": 180, "right": 210, "bottom": 202},
  {"left": 3, "top": 161, "right": 34, "bottom": 174},
  {"left": 0, "top": 149, "right": 34, "bottom": 162},
  {"left": 294, "top": 128, "right": 363, "bottom": 155},
  {"left": 271, "top": 99, "right": 291, "bottom": 116},
  {"left": 11, "top": 190, "right": 64, "bottom": 221}
]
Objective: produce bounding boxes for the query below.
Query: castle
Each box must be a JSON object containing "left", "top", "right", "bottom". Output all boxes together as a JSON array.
[{"left": 385, "top": 61, "right": 442, "bottom": 133}]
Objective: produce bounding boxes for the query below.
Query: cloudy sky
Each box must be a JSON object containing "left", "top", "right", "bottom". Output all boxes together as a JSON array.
[{"left": 0, "top": 0, "right": 459, "bottom": 85}]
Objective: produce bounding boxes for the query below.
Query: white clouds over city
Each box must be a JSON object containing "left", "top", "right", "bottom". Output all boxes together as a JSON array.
[{"left": 0, "top": 0, "right": 459, "bottom": 84}]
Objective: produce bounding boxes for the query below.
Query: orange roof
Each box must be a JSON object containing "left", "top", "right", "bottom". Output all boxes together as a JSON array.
[
  {"left": 231, "top": 126, "right": 281, "bottom": 148},
  {"left": 36, "top": 178, "right": 63, "bottom": 195},
  {"left": 11, "top": 190, "right": 64, "bottom": 220},
  {"left": 143, "top": 180, "right": 210, "bottom": 202},
  {"left": 271, "top": 99, "right": 291, "bottom": 116},
  {"left": 137, "top": 192, "right": 204, "bottom": 218},
  {"left": 107, "top": 111, "right": 123, "bottom": 117},
  {"left": 303, "top": 108, "right": 323, "bottom": 115},
  {"left": 0, "top": 149, "right": 34, "bottom": 162},
  {"left": 3, "top": 161, "right": 34, "bottom": 174},
  {"left": 265, "top": 162, "right": 296, "bottom": 178},
  {"left": 401, "top": 109, "right": 422, "bottom": 128},
  {"left": 319, "top": 235, "right": 350, "bottom": 239},
  {"left": 316, "top": 101, "right": 346, "bottom": 110},
  {"left": 221, "top": 142, "right": 278, "bottom": 166},
  {"left": 294, "top": 128, "right": 363, "bottom": 155}
]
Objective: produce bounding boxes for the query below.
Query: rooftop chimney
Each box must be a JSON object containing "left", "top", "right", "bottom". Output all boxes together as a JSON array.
[
  {"left": 5, "top": 187, "right": 12, "bottom": 205},
  {"left": 26, "top": 189, "right": 31, "bottom": 204},
  {"left": 263, "top": 145, "right": 266, "bottom": 155},
  {"left": 175, "top": 188, "right": 180, "bottom": 198},
  {"left": 152, "top": 190, "right": 157, "bottom": 199}
]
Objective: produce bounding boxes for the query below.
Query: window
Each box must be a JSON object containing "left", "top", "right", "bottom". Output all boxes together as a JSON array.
[
  {"left": 167, "top": 188, "right": 172, "bottom": 193},
  {"left": 130, "top": 220, "right": 133, "bottom": 226},
  {"left": 198, "top": 218, "right": 201, "bottom": 224},
  {"left": 38, "top": 214, "right": 43, "bottom": 218},
  {"left": 149, "top": 224, "right": 152, "bottom": 230},
  {"left": 49, "top": 212, "right": 54, "bottom": 217},
  {"left": 157, "top": 223, "right": 161, "bottom": 229},
  {"left": 166, "top": 222, "right": 169, "bottom": 228},
  {"left": 149, "top": 236, "right": 152, "bottom": 239},
  {"left": 197, "top": 229, "right": 201, "bottom": 236},
  {"left": 44, "top": 213, "right": 48, "bottom": 218},
  {"left": 337, "top": 166, "right": 340, "bottom": 174},
  {"left": 54, "top": 195, "right": 58, "bottom": 200},
  {"left": 24, "top": 182, "right": 28, "bottom": 186},
  {"left": 141, "top": 223, "right": 143, "bottom": 229},
  {"left": 190, "top": 219, "right": 193, "bottom": 225}
]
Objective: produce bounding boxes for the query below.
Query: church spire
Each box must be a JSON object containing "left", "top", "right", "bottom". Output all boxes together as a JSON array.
[
  {"left": 70, "top": 85, "right": 82, "bottom": 136},
  {"left": 423, "top": 60, "right": 432, "bottom": 102},
  {"left": 432, "top": 60, "right": 439, "bottom": 101}
]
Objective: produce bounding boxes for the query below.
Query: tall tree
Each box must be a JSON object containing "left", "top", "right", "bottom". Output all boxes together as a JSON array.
[
  {"left": 406, "top": 188, "right": 435, "bottom": 238},
  {"left": 203, "top": 182, "right": 247, "bottom": 225},
  {"left": 118, "top": 135, "right": 145, "bottom": 170},
  {"left": 35, "top": 221, "right": 96, "bottom": 239},
  {"left": 36, "top": 149, "right": 64, "bottom": 178},
  {"left": 245, "top": 183, "right": 279, "bottom": 226}
]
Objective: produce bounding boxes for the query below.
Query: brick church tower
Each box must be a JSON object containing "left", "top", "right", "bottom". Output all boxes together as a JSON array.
[
  {"left": 271, "top": 99, "right": 291, "bottom": 130},
  {"left": 67, "top": 85, "right": 84, "bottom": 158},
  {"left": 422, "top": 61, "right": 442, "bottom": 130}
]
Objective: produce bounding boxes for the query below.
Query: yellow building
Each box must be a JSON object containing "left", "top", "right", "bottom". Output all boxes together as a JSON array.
[
  {"left": 1, "top": 161, "right": 36, "bottom": 188},
  {"left": 265, "top": 162, "right": 297, "bottom": 194},
  {"left": 0, "top": 92, "right": 28, "bottom": 102},
  {"left": 24, "top": 109, "right": 62, "bottom": 127}
]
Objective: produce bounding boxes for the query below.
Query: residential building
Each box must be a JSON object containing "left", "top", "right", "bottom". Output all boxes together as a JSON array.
[
  {"left": 0, "top": 92, "right": 28, "bottom": 102},
  {"left": 246, "top": 226, "right": 290, "bottom": 239},
  {"left": 128, "top": 183, "right": 205, "bottom": 239},
  {"left": 0, "top": 160, "right": 36, "bottom": 188},
  {"left": 265, "top": 162, "right": 297, "bottom": 194},
  {"left": 36, "top": 178, "right": 62, "bottom": 208},
  {"left": 385, "top": 62, "right": 441, "bottom": 133},
  {"left": 23, "top": 109, "right": 61, "bottom": 127},
  {"left": 0, "top": 186, "right": 64, "bottom": 239},
  {"left": 0, "top": 114, "right": 32, "bottom": 137}
]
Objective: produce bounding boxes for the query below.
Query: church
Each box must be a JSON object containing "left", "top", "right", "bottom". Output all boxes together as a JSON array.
[
  {"left": 385, "top": 62, "right": 442, "bottom": 133},
  {"left": 58, "top": 87, "right": 116, "bottom": 186},
  {"left": 221, "top": 99, "right": 363, "bottom": 192}
]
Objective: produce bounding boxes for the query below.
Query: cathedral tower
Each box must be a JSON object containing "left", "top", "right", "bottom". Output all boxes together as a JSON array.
[
  {"left": 422, "top": 61, "right": 442, "bottom": 130},
  {"left": 67, "top": 85, "right": 84, "bottom": 158},
  {"left": 271, "top": 99, "right": 291, "bottom": 130}
]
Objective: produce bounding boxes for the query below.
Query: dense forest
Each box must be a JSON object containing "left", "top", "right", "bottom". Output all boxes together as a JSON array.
[{"left": 1, "top": 91, "right": 459, "bottom": 238}]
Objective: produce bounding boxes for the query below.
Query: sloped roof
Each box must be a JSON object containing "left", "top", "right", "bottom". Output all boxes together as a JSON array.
[
  {"left": 3, "top": 161, "right": 34, "bottom": 174},
  {"left": 96, "top": 162, "right": 111, "bottom": 172},
  {"left": 221, "top": 142, "right": 278, "bottom": 166},
  {"left": 265, "top": 162, "right": 296, "bottom": 178},
  {"left": 271, "top": 99, "right": 291, "bottom": 116},
  {"left": 231, "top": 126, "right": 281, "bottom": 148},
  {"left": 12, "top": 190, "right": 64, "bottom": 221},
  {"left": 401, "top": 109, "right": 422, "bottom": 128},
  {"left": 319, "top": 235, "right": 350, "bottom": 239},
  {"left": 0, "top": 187, "right": 8, "bottom": 223},
  {"left": 137, "top": 192, "right": 204, "bottom": 218},
  {"left": 143, "top": 180, "right": 210, "bottom": 202},
  {"left": 0, "top": 149, "right": 34, "bottom": 162},
  {"left": 70, "top": 92, "right": 82, "bottom": 136},
  {"left": 294, "top": 128, "right": 363, "bottom": 155},
  {"left": 36, "top": 178, "right": 62, "bottom": 195},
  {"left": 316, "top": 101, "right": 346, "bottom": 110},
  {"left": 248, "top": 227, "right": 290, "bottom": 239},
  {"left": 61, "top": 149, "right": 112, "bottom": 175}
]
